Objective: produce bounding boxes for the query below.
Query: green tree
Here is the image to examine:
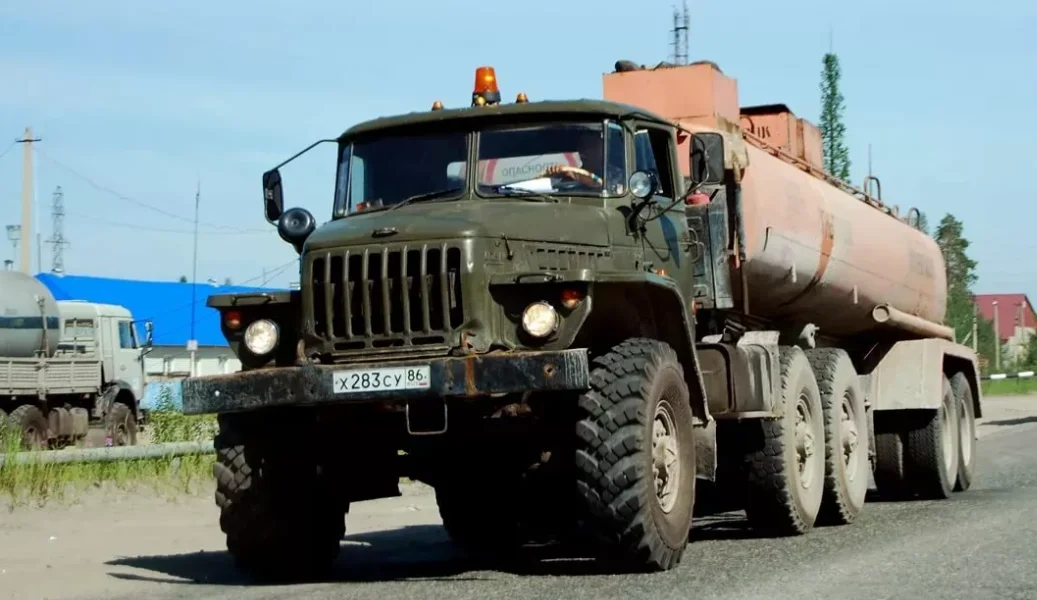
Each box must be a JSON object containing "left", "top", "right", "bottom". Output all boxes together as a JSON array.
[
  {"left": 934, "top": 213, "right": 980, "bottom": 341},
  {"left": 912, "top": 210, "right": 930, "bottom": 236},
  {"left": 1020, "top": 331, "right": 1037, "bottom": 370},
  {"left": 820, "top": 53, "right": 852, "bottom": 183},
  {"left": 178, "top": 275, "right": 188, "bottom": 283}
]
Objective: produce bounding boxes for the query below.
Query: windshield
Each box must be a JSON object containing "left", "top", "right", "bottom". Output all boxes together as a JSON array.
[
  {"left": 336, "top": 131, "right": 469, "bottom": 214},
  {"left": 474, "top": 120, "right": 627, "bottom": 197}
]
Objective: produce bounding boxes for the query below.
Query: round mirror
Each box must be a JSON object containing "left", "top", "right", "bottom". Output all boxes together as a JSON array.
[{"left": 629, "top": 170, "right": 658, "bottom": 200}]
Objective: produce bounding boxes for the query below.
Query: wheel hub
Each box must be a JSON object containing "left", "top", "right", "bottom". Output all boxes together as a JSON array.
[
  {"left": 796, "top": 392, "right": 817, "bottom": 488},
  {"left": 652, "top": 400, "right": 681, "bottom": 514},
  {"left": 840, "top": 393, "right": 861, "bottom": 480}
]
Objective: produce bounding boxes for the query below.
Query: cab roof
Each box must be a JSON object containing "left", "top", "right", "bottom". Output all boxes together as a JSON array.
[{"left": 337, "top": 99, "right": 675, "bottom": 140}]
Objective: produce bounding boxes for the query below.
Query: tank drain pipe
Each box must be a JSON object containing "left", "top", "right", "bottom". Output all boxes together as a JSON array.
[{"left": 871, "top": 304, "right": 955, "bottom": 342}]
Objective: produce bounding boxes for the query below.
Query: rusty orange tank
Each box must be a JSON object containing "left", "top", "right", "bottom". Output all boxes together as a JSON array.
[{"left": 603, "top": 60, "right": 948, "bottom": 339}]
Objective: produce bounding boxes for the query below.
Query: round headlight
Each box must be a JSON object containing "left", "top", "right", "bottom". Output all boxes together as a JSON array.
[
  {"left": 244, "top": 319, "right": 279, "bottom": 355},
  {"left": 521, "top": 302, "right": 559, "bottom": 338}
]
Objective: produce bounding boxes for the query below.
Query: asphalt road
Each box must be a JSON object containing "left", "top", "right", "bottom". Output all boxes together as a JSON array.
[{"left": 4, "top": 395, "right": 1037, "bottom": 600}]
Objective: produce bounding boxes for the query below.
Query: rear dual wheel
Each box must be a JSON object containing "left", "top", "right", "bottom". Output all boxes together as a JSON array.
[{"left": 873, "top": 374, "right": 963, "bottom": 500}]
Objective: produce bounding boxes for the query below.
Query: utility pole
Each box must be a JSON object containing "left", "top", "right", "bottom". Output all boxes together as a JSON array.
[
  {"left": 188, "top": 179, "right": 201, "bottom": 377},
  {"left": 993, "top": 300, "right": 1001, "bottom": 371},
  {"left": 46, "top": 186, "right": 68, "bottom": 273},
  {"left": 971, "top": 301, "right": 978, "bottom": 352},
  {"left": 16, "top": 128, "right": 41, "bottom": 274}
]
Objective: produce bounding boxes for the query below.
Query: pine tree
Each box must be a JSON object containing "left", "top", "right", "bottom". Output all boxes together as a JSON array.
[
  {"left": 934, "top": 214, "right": 979, "bottom": 343},
  {"left": 912, "top": 211, "right": 930, "bottom": 236},
  {"left": 820, "top": 53, "right": 852, "bottom": 183}
]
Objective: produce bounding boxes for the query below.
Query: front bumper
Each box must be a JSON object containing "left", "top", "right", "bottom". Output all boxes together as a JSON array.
[{"left": 181, "top": 349, "right": 590, "bottom": 415}]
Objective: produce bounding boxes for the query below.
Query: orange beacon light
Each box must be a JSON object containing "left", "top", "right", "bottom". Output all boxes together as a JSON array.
[{"left": 472, "top": 66, "right": 501, "bottom": 106}]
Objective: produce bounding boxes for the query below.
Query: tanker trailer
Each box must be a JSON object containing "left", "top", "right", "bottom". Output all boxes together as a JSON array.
[
  {"left": 604, "top": 59, "right": 980, "bottom": 530},
  {"left": 0, "top": 270, "right": 62, "bottom": 358}
]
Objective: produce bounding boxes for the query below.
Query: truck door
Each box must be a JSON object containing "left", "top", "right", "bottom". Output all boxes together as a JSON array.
[
  {"left": 114, "top": 319, "right": 145, "bottom": 402},
  {"left": 632, "top": 126, "right": 697, "bottom": 306}
]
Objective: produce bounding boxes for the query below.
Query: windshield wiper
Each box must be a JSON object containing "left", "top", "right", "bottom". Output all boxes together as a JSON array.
[
  {"left": 494, "top": 185, "right": 559, "bottom": 203},
  {"left": 388, "top": 188, "right": 463, "bottom": 211}
]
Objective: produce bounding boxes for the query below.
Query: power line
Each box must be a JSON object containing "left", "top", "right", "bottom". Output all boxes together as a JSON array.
[
  {"left": 33, "top": 147, "right": 267, "bottom": 234},
  {"left": 62, "top": 210, "right": 274, "bottom": 236},
  {"left": 0, "top": 141, "right": 16, "bottom": 162}
]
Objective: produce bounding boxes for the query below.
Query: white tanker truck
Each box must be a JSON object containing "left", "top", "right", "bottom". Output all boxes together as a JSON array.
[{"left": 1, "top": 270, "right": 153, "bottom": 449}]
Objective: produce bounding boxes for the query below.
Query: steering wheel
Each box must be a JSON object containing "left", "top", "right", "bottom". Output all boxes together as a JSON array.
[{"left": 540, "top": 165, "right": 602, "bottom": 191}]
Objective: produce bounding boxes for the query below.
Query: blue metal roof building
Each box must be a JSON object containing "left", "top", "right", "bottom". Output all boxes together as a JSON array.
[
  {"left": 35, "top": 273, "right": 285, "bottom": 348},
  {"left": 34, "top": 273, "right": 287, "bottom": 412}
]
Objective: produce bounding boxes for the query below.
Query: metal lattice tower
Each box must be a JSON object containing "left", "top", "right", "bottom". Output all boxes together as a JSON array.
[
  {"left": 46, "top": 186, "right": 69, "bottom": 273},
  {"left": 671, "top": 1, "right": 690, "bottom": 65}
]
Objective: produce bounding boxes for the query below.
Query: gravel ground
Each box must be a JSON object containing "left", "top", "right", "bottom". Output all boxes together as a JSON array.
[{"left": 2, "top": 394, "right": 1036, "bottom": 600}]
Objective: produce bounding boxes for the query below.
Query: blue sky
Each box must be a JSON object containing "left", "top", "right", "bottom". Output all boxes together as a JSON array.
[{"left": 1, "top": 0, "right": 1035, "bottom": 300}]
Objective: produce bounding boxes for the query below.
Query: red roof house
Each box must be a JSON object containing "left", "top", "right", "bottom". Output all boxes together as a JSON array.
[{"left": 974, "top": 294, "right": 1037, "bottom": 341}]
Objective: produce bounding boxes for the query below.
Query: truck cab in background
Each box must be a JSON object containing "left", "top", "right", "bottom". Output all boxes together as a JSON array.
[{"left": 1, "top": 271, "right": 152, "bottom": 449}]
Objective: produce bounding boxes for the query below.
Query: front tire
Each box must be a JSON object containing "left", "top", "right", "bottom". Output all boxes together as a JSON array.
[
  {"left": 106, "top": 402, "right": 138, "bottom": 446},
  {"left": 743, "top": 346, "right": 826, "bottom": 535},
  {"left": 213, "top": 412, "right": 349, "bottom": 582},
  {"left": 574, "top": 338, "right": 696, "bottom": 572}
]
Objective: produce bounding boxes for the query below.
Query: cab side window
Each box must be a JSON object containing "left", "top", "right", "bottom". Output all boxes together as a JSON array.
[
  {"left": 605, "top": 121, "right": 627, "bottom": 194},
  {"left": 634, "top": 127, "right": 675, "bottom": 199},
  {"left": 118, "top": 321, "right": 136, "bottom": 349}
]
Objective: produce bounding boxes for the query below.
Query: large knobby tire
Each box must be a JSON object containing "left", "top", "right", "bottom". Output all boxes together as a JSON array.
[
  {"left": 743, "top": 346, "right": 825, "bottom": 535},
  {"left": 873, "top": 430, "right": 910, "bottom": 500},
  {"left": 8, "top": 404, "right": 48, "bottom": 450},
  {"left": 904, "top": 376, "right": 960, "bottom": 500},
  {"left": 213, "top": 413, "right": 348, "bottom": 582},
  {"left": 106, "top": 402, "right": 138, "bottom": 446},
  {"left": 435, "top": 464, "right": 525, "bottom": 555},
  {"left": 950, "top": 372, "right": 977, "bottom": 492},
  {"left": 805, "top": 348, "right": 869, "bottom": 526},
  {"left": 575, "top": 338, "right": 696, "bottom": 572}
]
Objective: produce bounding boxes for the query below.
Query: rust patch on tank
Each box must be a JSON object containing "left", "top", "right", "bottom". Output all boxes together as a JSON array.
[
  {"left": 778, "top": 210, "right": 835, "bottom": 309},
  {"left": 464, "top": 355, "right": 477, "bottom": 397}
]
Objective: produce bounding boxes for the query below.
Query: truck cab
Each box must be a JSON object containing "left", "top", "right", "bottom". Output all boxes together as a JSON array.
[{"left": 56, "top": 300, "right": 151, "bottom": 405}]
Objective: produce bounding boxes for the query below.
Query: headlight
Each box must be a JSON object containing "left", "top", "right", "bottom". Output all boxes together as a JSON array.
[
  {"left": 243, "top": 319, "right": 279, "bottom": 355},
  {"left": 521, "top": 301, "right": 558, "bottom": 338}
]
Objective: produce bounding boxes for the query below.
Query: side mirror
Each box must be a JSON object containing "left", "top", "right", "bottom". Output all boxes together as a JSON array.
[
  {"left": 145, "top": 321, "right": 154, "bottom": 346},
  {"left": 628, "top": 170, "right": 660, "bottom": 200},
  {"left": 278, "top": 207, "right": 316, "bottom": 254},
  {"left": 690, "top": 132, "right": 725, "bottom": 187},
  {"left": 263, "top": 169, "right": 284, "bottom": 223}
]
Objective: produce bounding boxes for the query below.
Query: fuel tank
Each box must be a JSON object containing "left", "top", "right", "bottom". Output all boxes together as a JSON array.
[
  {"left": 602, "top": 60, "right": 948, "bottom": 338},
  {"left": 0, "top": 271, "right": 62, "bottom": 358},
  {"left": 738, "top": 142, "right": 946, "bottom": 336}
]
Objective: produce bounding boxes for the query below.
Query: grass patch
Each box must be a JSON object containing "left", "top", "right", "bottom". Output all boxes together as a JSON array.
[
  {"left": 1, "top": 389, "right": 220, "bottom": 507},
  {"left": 982, "top": 377, "right": 1037, "bottom": 397}
]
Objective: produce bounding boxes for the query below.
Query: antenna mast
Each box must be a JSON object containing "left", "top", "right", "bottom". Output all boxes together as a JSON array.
[
  {"left": 46, "top": 186, "right": 69, "bottom": 273},
  {"left": 671, "top": 1, "right": 690, "bottom": 65}
]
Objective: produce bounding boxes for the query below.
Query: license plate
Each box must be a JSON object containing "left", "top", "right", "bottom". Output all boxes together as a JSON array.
[{"left": 332, "top": 365, "right": 431, "bottom": 394}]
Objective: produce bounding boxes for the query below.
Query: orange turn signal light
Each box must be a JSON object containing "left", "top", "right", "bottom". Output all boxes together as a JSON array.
[
  {"left": 225, "top": 310, "right": 242, "bottom": 330},
  {"left": 561, "top": 289, "right": 583, "bottom": 309}
]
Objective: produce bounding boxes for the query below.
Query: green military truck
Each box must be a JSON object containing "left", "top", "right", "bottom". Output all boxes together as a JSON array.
[{"left": 182, "top": 64, "right": 981, "bottom": 581}]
